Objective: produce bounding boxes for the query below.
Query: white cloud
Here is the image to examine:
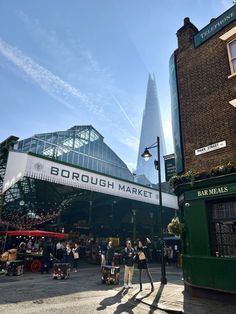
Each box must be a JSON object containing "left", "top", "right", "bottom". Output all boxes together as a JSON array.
[
  {"left": 0, "top": 38, "right": 102, "bottom": 115},
  {"left": 119, "top": 135, "right": 139, "bottom": 152},
  {"left": 17, "top": 10, "right": 57, "bottom": 46}
]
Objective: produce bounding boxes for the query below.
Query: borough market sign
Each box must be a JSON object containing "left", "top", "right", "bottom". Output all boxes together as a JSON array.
[{"left": 2, "top": 151, "right": 178, "bottom": 209}]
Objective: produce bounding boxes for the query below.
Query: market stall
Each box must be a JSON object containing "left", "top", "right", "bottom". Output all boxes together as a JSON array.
[{"left": 0, "top": 230, "right": 65, "bottom": 273}]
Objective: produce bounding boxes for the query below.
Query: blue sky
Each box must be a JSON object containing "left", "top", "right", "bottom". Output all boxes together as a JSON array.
[{"left": 0, "top": 0, "right": 233, "bottom": 171}]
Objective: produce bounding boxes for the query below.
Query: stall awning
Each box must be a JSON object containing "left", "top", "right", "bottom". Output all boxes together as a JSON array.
[{"left": 0, "top": 230, "right": 65, "bottom": 239}]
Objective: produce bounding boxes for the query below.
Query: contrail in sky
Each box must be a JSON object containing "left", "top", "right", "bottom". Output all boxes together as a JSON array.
[
  {"left": 0, "top": 38, "right": 92, "bottom": 111},
  {"left": 0, "top": 37, "right": 137, "bottom": 131},
  {"left": 110, "top": 92, "right": 137, "bottom": 131}
]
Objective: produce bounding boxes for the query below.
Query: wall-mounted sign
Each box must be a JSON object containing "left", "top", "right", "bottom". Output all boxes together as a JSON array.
[
  {"left": 185, "top": 183, "right": 236, "bottom": 200},
  {"left": 194, "top": 5, "right": 236, "bottom": 47},
  {"left": 164, "top": 153, "right": 176, "bottom": 181},
  {"left": 195, "top": 141, "right": 226, "bottom": 156}
]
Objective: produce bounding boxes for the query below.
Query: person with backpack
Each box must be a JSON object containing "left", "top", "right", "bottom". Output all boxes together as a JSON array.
[{"left": 123, "top": 240, "right": 135, "bottom": 288}]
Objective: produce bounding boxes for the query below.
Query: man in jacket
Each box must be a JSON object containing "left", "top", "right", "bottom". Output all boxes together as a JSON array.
[
  {"left": 106, "top": 241, "right": 115, "bottom": 266},
  {"left": 41, "top": 238, "right": 53, "bottom": 274},
  {"left": 123, "top": 240, "right": 135, "bottom": 288}
]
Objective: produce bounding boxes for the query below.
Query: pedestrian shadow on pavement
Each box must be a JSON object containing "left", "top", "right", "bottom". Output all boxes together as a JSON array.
[
  {"left": 113, "top": 290, "right": 140, "bottom": 314},
  {"left": 96, "top": 287, "right": 128, "bottom": 311},
  {"left": 146, "top": 283, "right": 165, "bottom": 314}
]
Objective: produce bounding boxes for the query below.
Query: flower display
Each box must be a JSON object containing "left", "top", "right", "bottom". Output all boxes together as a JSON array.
[{"left": 169, "top": 161, "right": 236, "bottom": 190}]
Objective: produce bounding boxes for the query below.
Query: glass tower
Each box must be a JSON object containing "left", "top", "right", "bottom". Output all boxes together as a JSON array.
[{"left": 136, "top": 74, "right": 166, "bottom": 183}]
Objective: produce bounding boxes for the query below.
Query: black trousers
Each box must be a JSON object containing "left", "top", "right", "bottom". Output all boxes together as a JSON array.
[{"left": 139, "top": 267, "right": 154, "bottom": 287}]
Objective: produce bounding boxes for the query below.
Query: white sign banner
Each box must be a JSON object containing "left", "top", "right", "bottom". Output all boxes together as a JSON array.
[
  {"left": 3, "top": 151, "right": 178, "bottom": 209},
  {"left": 195, "top": 141, "right": 226, "bottom": 156},
  {"left": 1, "top": 151, "right": 28, "bottom": 193}
]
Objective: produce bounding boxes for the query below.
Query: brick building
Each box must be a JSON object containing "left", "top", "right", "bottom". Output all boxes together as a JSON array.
[
  {"left": 170, "top": 5, "right": 236, "bottom": 296},
  {"left": 171, "top": 5, "right": 236, "bottom": 174}
]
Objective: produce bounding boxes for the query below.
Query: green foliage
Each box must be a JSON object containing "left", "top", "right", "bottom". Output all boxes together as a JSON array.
[{"left": 169, "top": 160, "right": 236, "bottom": 190}]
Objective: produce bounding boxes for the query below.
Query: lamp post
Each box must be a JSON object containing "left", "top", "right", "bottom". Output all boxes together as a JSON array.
[
  {"left": 111, "top": 200, "right": 117, "bottom": 230},
  {"left": 141, "top": 136, "right": 167, "bottom": 285},
  {"left": 131, "top": 209, "right": 137, "bottom": 242},
  {"left": 88, "top": 200, "right": 93, "bottom": 229},
  {"left": 149, "top": 211, "right": 154, "bottom": 243}
]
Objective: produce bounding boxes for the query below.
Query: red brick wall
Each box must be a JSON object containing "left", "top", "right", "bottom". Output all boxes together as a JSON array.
[{"left": 175, "top": 20, "right": 236, "bottom": 173}]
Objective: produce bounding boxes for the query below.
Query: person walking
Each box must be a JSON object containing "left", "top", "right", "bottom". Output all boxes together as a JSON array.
[
  {"left": 99, "top": 241, "right": 107, "bottom": 268},
  {"left": 41, "top": 238, "right": 53, "bottom": 274},
  {"left": 66, "top": 243, "right": 74, "bottom": 269},
  {"left": 106, "top": 241, "right": 115, "bottom": 266},
  {"left": 136, "top": 238, "right": 154, "bottom": 292},
  {"left": 123, "top": 240, "right": 135, "bottom": 289},
  {"left": 72, "top": 243, "right": 80, "bottom": 272},
  {"left": 56, "top": 240, "right": 64, "bottom": 261}
]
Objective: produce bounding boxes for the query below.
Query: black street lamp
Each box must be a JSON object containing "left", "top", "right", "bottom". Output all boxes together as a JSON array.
[
  {"left": 131, "top": 209, "right": 137, "bottom": 242},
  {"left": 141, "top": 136, "right": 167, "bottom": 285}
]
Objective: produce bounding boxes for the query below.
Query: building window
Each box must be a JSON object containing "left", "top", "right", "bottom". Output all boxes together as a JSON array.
[
  {"left": 227, "top": 38, "right": 236, "bottom": 75},
  {"left": 209, "top": 200, "right": 236, "bottom": 257}
]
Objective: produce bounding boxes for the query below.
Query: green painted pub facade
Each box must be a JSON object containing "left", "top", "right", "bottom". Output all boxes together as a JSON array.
[{"left": 175, "top": 173, "right": 236, "bottom": 294}]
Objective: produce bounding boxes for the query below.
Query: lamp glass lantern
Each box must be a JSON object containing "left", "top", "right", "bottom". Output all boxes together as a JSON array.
[{"left": 141, "top": 148, "right": 152, "bottom": 161}]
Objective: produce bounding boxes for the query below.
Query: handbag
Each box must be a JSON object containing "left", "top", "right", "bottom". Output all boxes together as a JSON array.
[
  {"left": 138, "top": 252, "right": 146, "bottom": 261},
  {"left": 73, "top": 252, "right": 79, "bottom": 259}
]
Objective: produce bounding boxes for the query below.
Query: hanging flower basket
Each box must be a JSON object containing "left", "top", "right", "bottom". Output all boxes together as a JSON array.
[{"left": 167, "top": 217, "right": 183, "bottom": 237}]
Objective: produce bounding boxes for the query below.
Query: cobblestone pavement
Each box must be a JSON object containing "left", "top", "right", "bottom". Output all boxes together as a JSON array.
[{"left": 0, "top": 263, "right": 176, "bottom": 314}]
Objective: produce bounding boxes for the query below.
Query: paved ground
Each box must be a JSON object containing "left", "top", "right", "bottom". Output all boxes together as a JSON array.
[
  {"left": 135, "top": 282, "right": 236, "bottom": 314},
  {"left": 0, "top": 263, "right": 236, "bottom": 313},
  {"left": 0, "top": 263, "right": 175, "bottom": 314}
]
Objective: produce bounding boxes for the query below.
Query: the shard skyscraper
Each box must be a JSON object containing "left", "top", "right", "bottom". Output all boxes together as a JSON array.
[{"left": 136, "top": 74, "right": 166, "bottom": 184}]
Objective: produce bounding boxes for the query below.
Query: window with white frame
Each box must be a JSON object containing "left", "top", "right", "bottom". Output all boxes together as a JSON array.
[
  {"left": 219, "top": 27, "right": 236, "bottom": 76},
  {"left": 227, "top": 38, "right": 236, "bottom": 74}
]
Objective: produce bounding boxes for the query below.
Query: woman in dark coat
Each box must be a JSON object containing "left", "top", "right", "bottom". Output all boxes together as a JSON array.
[{"left": 136, "top": 239, "right": 154, "bottom": 292}]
